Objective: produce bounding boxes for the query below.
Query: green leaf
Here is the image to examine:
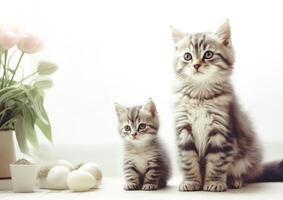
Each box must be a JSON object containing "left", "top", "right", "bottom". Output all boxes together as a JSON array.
[
  {"left": 24, "top": 87, "right": 48, "bottom": 124},
  {"left": 33, "top": 88, "right": 52, "bottom": 142},
  {"left": 15, "top": 116, "right": 28, "bottom": 153},
  {"left": 22, "top": 107, "right": 38, "bottom": 148},
  {"left": 0, "top": 86, "right": 23, "bottom": 99},
  {"left": 35, "top": 117, "right": 52, "bottom": 142},
  {"left": 35, "top": 96, "right": 52, "bottom": 142}
]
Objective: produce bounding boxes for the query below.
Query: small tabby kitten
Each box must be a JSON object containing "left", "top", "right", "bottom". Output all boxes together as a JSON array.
[
  {"left": 171, "top": 21, "right": 282, "bottom": 192},
  {"left": 115, "top": 99, "right": 170, "bottom": 190}
]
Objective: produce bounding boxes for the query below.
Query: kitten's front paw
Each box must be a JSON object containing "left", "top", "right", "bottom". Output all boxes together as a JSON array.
[
  {"left": 179, "top": 180, "right": 201, "bottom": 191},
  {"left": 203, "top": 181, "right": 227, "bottom": 192},
  {"left": 142, "top": 184, "right": 158, "bottom": 191},
  {"left": 228, "top": 177, "right": 243, "bottom": 189},
  {"left": 124, "top": 183, "right": 140, "bottom": 190}
]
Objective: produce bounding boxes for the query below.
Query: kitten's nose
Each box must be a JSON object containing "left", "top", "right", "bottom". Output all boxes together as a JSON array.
[
  {"left": 131, "top": 132, "right": 138, "bottom": 137},
  {"left": 193, "top": 64, "right": 201, "bottom": 70}
]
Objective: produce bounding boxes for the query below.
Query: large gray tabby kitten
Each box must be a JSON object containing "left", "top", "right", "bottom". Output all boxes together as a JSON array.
[
  {"left": 172, "top": 21, "right": 283, "bottom": 192},
  {"left": 115, "top": 99, "right": 170, "bottom": 190}
]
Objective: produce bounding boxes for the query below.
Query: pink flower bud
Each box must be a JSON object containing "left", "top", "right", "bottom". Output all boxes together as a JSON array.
[
  {"left": 0, "top": 26, "right": 21, "bottom": 49},
  {"left": 17, "top": 33, "right": 45, "bottom": 54}
]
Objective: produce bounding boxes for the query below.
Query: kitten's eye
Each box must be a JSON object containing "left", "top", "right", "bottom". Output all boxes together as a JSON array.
[
  {"left": 138, "top": 123, "right": 146, "bottom": 130},
  {"left": 203, "top": 51, "right": 214, "bottom": 59},
  {"left": 183, "top": 52, "right": 192, "bottom": 61},
  {"left": 124, "top": 125, "right": 131, "bottom": 131}
]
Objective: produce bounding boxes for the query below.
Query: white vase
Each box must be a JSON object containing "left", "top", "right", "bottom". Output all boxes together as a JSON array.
[
  {"left": 0, "top": 130, "right": 16, "bottom": 178},
  {"left": 10, "top": 164, "right": 38, "bottom": 192}
]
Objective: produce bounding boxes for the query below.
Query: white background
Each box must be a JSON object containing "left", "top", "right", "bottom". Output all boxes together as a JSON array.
[{"left": 1, "top": 0, "right": 283, "bottom": 175}]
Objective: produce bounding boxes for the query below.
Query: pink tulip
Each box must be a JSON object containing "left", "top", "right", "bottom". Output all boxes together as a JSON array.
[
  {"left": 17, "top": 33, "right": 45, "bottom": 54},
  {"left": 0, "top": 26, "right": 22, "bottom": 49}
]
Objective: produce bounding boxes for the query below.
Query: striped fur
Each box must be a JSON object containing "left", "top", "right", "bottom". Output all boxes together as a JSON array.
[
  {"left": 172, "top": 22, "right": 262, "bottom": 192},
  {"left": 115, "top": 99, "right": 170, "bottom": 190}
]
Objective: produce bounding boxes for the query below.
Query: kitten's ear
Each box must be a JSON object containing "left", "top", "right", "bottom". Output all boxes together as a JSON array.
[
  {"left": 142, "top": 98, "right": 157, "bottom": 117},
  {"left": 115, "top": 103, "right": 128, "bottom": 118},
  {"left": 170, "top": 26, "right": 186, "bottom": 44},
  {"left": 215, "top": 20, "right": 231, "bottom": 47}
]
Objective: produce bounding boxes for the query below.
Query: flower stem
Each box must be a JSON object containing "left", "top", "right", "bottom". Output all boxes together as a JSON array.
[
  {"left": 1, "top": 50, "right": 8, "bottom": 89},
  {"left": 19, "top": 71, "right": 38, "bottom": 84},
  {"left": 7, "top": 49, "right": 18, "bottom": 68},
  {"left": 8, "top": 52, "right": 25, "bottom": 86}
]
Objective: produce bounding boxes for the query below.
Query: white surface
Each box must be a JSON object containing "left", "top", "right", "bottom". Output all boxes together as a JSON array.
[
  {"left": 0, "top": 177, "right": 283, "bottom": 200},
  {"left": 0, "top": 179, "right": 12, "bottom": 190}
]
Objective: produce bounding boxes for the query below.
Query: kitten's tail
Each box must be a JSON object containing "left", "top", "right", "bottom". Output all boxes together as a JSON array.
[{"left": 246, "top": 160, "right": 283, "bottom": 183}]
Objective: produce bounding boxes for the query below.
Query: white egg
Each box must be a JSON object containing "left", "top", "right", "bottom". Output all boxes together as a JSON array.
[
  {"left": 67, "top": 170, "right": 96, "bottom": 192},
  {"left": 56, "top": 160, "right": 74, "bottom": 170},
  {"left": 47, "top": 166, "right": 70, "bottom": 190},
  {"left": 79, "top": 162, "right": 102, "bottom": 187}
]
